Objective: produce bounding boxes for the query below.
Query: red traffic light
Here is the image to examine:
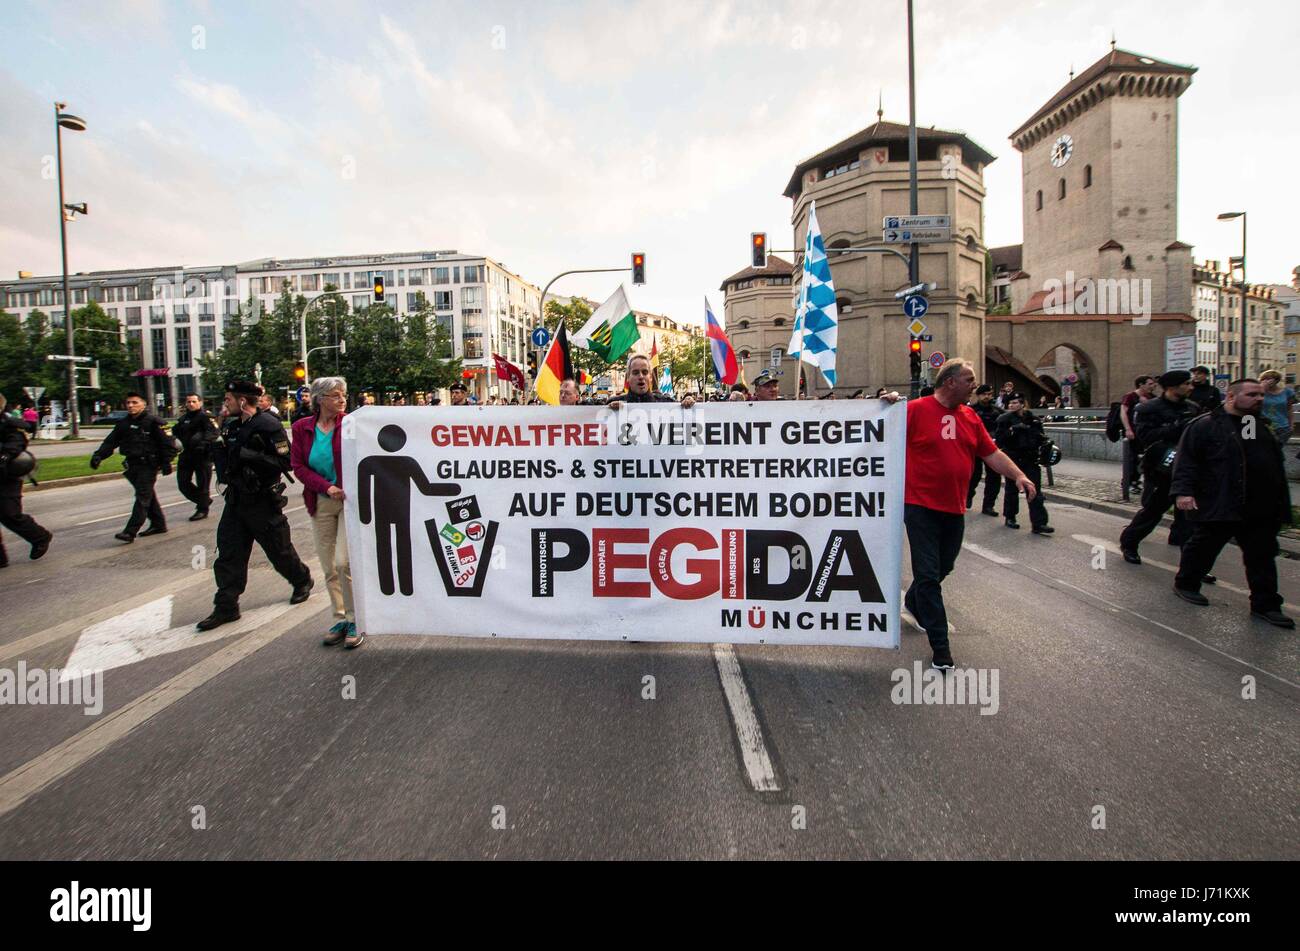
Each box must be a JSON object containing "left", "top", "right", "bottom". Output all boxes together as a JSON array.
[
  {"left": 631, "top": 252, "right": 646, "bottom": 285},
  {"left": 909, "top": 339, "right": 922, "bottom": 353},
  {"left": 751, "top": 232, "right": 768, "bottom": 269}
]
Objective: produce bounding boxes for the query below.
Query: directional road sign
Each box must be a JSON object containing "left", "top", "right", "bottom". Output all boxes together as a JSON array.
[
  {"left": 884, "top": 228, "right": 951, "bottom": 245},
  {"left": 23, "top": 386, "right": 45, "bottom": 402},
  {"left": 531, "top": 327, "right": 550, "bottom": 348},
  {"left": 884, "top": 215, "right": 951, "bottom": 230},
  {"left": 906, "top": 317, "right": 928, "bottom": 337},
  {"left": 903, "top": 295, "right": 930, "bottom": 319},
  {"left": 928, "top": 351, "right": 946, "bottom": 369},
  {"left": 46, "top": 353, "right": 92, "bottom": 363}
]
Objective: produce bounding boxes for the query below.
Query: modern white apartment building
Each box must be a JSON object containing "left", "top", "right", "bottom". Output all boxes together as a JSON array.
[{"left": 1, "top": 250, "right": 541, "bottom": 407}]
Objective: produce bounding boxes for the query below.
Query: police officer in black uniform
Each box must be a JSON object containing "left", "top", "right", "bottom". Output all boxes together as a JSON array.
[
  {"left": 1119, "top": 370, "right": 1200, "bottom": 563},
  {"left": 172, "top": 393, "right": 219, "bottom": 521},
  {"left": 967, "top": 384, "right": 1003, "bottom": 513},
  {"left": 0, "top": 392, "right": 52, "bottom": 568},
  {"left": 197, "top": 380, "right": 313, "bottom": 631},
  {"left": 993, "top": 393, "right": 1053, "bottom": 534},
  {"left": 90, "top": 391, "right": 177, "bottom": 542}
]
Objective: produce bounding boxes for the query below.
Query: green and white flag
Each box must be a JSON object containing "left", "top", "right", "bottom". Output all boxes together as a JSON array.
[{"left": 572, "top": 285, "right": 640, "bottom": 364}]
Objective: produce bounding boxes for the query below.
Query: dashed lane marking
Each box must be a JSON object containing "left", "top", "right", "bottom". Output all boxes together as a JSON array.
[
  {"left": 711, "top": 643, "right": 780, "bottom": 793},
  {"left": 961, "top": 542, "right": 1016, "bottom": 566}
]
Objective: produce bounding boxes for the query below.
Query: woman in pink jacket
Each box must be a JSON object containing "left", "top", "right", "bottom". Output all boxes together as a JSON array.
[{"left": 290, "top": 376, "right": 362, "bottom": 647}]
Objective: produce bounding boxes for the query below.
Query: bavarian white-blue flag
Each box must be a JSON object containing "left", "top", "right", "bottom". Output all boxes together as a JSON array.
[
  {"left": 787, "top": 200, "right": 838, "bottom": 386},
  {"left": 658, "top": 363, "right": 673, "bottom": 394}
]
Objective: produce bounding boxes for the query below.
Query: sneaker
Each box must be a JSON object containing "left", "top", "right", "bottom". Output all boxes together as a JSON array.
[
  {"left": 1251, "top": 610, "right": 1296, "bottom": 629},
  {"left": 114, "top": 531, "right": 135, "bottom": 543},
  {"left": 1031, "top": 525, "right": 1055, "bottom": 535},
  {"left": 196, "top": 610, "right": 240, "bottom": 632},
  {"left": 931, "top": 649, "right": 956, "bottom": 671},
  {"left": 30, "top": 532, "right": 52, "bottom": 560},
  {"left": 1005, "top": 517, "right": 1020, "bottom": 529},
  {"left": 290, "top": 577, "right": 314, "bottom": 605},
  {"left": 344, "top": 623, "right": 365, "bottom": 649},
  {"left": 1122, "top": 548, "right": 1141, "bottom": 565},
  {"left": 139, "top": 525, "right": 168, "bottom": 537},
  {"left": 188, "top": 510, "right": 208, "bottom": 521},
  {"left": 1173, "top": 586, "right": 1209, "bottom": 606},
  {"left": 323, "top": 621, "right": 348, "bottom": 646}
]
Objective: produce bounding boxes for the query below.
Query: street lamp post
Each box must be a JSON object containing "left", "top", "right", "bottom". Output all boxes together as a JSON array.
[
  {"left": 54, "top": 103, "right": 87, "bottom": 436},
  {"left": 1219, "top": 211, "right": 1247, "bottom": 376}
]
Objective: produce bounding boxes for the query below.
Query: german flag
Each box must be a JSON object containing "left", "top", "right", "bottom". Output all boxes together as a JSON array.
[{"left": 535, "top": 321, "right": 575, "bottom": 405}]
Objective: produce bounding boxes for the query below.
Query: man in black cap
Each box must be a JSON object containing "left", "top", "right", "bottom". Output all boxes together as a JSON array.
[
  {"left": 448, "top": 381, "right": 468, "bottom": 406},
  {"left": 1119, "top": 369, "right": 1200, "bottom": 563},
  {"left": 1189, "top": 365, "right": 1222, "bottom": 414},
  {"left": 90, "top": 392, "right": 177, "bottom": 542},
  {"left": 197, "top": 380, "right": 313, "bottom": 630}
]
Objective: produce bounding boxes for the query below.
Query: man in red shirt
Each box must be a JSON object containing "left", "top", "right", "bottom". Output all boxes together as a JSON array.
[{"left": 905, "top": 359, "right": 1035, "bottom": 670}]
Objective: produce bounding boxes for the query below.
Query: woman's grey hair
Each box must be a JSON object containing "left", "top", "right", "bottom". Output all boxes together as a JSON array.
[{"left": 309, "top": 376, "right": 347, "bottom": 404}]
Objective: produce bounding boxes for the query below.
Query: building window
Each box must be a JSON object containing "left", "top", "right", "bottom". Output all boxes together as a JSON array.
[
  {"left": 125, "top": 307, "right": 142, "bottom": 326},
  {"left": 433, "top": 290, "right": 453, "bottom": 310},
  {"left": 150, "top": 306, "right": 166, "bottom": 324},
  {"left": 1123, "top": 256, "right": 1134, "bottom": 271},
  {"left": 1036, "top": 190, "right": 1043, "bottom": 211},
  {"left": 352, "top": 295, "right": 369, "bottom": 311},
  {"left": 738, "top": 349, "right": 751, "bottom": 360},
  {"left": 433, "top": 268, "right": 449, "bottom": 285},
  {"left": 773, "top": 317, "right": 786, "bottom": 327},
  {"left": 738, "top": 320, "right": 749, "bottom": 330},
  {"left": 175, "top": 326, "right": 192, "bottom": 368},
  {"left": 409, "top": 269, "right": 425, "bottom": 286},
  {"left": 407, "top": 292, "right": 427, "bottom": 310},
  {"left": 1058, "top": 178, "right": 1066, "bottom": 200},
  {"left": 200, "top": 325, "right": 216, "bottom": 358},
  {"left": 301, "top": 274, "right": 319, "bottom": 292},
  {"left": 151, "top": 328, "right": 167, "bottom": 368},
  {"left": 127, "top": 329, "right": 143, "bottom": 365},
  {"left": 1084, "top": 164, "right": 1092, "bottom": 188}
]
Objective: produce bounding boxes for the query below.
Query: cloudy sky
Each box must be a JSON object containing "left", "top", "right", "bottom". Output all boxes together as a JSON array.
[{"left": 2, "top": 0, "right": 1296, "bottom": 324}]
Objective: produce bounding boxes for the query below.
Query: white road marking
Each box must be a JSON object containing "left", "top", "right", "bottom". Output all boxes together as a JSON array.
[
  {"left": 711, "top": 643, "right": 780, "bottom": 792},
  {"left": 75, "top": 500, "right": 191, "bottom": 526},
  {"left": 1072, "top": 534, "right": 1249, "bottom": 597},
  {"left": 0, "top": 590, "right": 320, "bottom": 819},
  {"left": 962, "top": 542, "right": 1016, "bottom": 566},
  {"left": 60, "top": 596, "right": 298, "bottom": 679},
  {"left": 1021, "top": 563, "right": 1298, "bottom": 691}
]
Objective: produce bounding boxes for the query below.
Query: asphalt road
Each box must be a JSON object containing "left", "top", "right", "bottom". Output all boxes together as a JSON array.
[{"left": 0, "top": 475, "right": 1296, "bottom": 859}]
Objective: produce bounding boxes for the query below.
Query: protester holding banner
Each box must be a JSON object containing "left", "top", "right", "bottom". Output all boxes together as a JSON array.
[
  {"left": 609, "top": 354, "right": 696, "bottom": 408},
  {"left": 558, "top": 379, "right": 581, "bottom": 406},
  {"left": 291, "top": 376, "right": 359, "bottom": 648},
  {"left": 752, "top": 368, "right": 781, "bottom": 401},
  {"left": 449, "top": 381, "right": 468, "bottom": 406},
  {"left": 904, "top": 358, "right": 1035, "bottom": 670}
]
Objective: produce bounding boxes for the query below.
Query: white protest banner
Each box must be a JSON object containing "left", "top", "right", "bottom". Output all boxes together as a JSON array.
[{"left": 342, "top": 400, "right": 904, "bottom": 647}]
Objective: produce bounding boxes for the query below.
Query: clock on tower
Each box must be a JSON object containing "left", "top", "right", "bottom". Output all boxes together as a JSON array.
[{"left": 1050, "top": 133, "right": 1073, "bottom": 168}]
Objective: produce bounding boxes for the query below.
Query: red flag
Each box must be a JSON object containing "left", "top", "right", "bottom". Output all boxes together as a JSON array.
[{"left": 492, "top": 353, "right": 526, "bottom": 390}]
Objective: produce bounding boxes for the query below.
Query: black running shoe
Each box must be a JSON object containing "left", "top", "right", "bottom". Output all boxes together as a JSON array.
[{"left": 931, "top": 649, "right": 956, "bottom": 671}]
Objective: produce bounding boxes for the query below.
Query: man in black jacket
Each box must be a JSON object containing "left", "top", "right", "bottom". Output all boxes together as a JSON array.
[
  {"left": 1119, "top": 370, "right": 1200, "bottom": 563},
  {"left": 1170, "top": 379, "right": 1293, "bottom": 627},
  {"left": 90, "top": 392, "right": 177, "bottom": 543},
  {"left": 993, "top": 394, "right": 1053, "bottom": 534},
  {"left": 1188, "top": 365, "right": 1222, "bottom": 414},
  {"left": 0, "top": 393, "right": 52, "bottom": 568},
  {"left": 967, "top": 384, "right": 1003, "bottom": 513},
  {"left": 608, "top": 354, "right": 697, "bottom": 408},
  {"left": 172, "top": 394, "right": 219, "bottom": 521}
]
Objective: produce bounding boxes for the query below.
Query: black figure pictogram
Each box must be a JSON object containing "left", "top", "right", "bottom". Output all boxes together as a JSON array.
[{"left": 357, "top": 424, "right": 461, "bottom": 595}]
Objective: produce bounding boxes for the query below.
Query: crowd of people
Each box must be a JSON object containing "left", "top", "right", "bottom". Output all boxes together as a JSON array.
[{"left": 1, "top": 353, "right": 1294, "bottom": 664}]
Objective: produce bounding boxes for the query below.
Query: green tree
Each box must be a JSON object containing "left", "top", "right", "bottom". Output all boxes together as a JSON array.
[
  {"left": 662, "top": 336, "right": 710, "bottom": 393},
  {"left": 0, "top": 310, "right": 32, "bottom": 403},
  {"left": 69, "top": 302, "right": 134, "bottom": 409}
]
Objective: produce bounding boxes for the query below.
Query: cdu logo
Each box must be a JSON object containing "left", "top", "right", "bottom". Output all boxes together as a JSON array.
[{"left": 357, "top": 423, "right": 494, "bottom": 598}]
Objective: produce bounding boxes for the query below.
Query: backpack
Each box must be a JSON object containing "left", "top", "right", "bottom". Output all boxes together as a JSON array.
[{"left": 1105, "top": 401, "right": 1124, "bottom": 442}]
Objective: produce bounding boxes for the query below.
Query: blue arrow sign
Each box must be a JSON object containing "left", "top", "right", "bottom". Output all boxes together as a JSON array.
[
  {"left": 903, "top": 295, "right": 930, "bottom": 318},
  {"left": 531, "top": 327, "right": 550, "bottom": 348}
]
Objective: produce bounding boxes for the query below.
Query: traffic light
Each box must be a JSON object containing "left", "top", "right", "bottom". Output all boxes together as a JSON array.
[
  {"left": 631, "top": 252, "right": 646, "bottom": 286},
  {"left": 293, "top": 362, "right": 306, "bottom": 383},
  {"left": 751, "top": 232, "right": 768, "bottom": 269},
  {"left": 527, "top": 352, "right": 538, "bottom": 378},
  {"left": 373, "top": 274, "right": 386, "bottom": 304},
  {"left": 909, "top": 338, "right": 922, "bottom": 377}
]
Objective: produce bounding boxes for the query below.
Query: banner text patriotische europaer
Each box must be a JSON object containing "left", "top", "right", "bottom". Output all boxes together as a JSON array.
[{"left": 341, "top": 400, "right": 904, "bottom": 647}]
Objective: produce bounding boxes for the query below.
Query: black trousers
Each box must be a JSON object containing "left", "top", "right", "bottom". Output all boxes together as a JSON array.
[
  {"left": 176, "top": 453, "right": 212, "bottom": 512},
  {"left": 1121, "top": 439, "right": 1142, "bottom": 493},
  {"left": 967, "top": 458, "right": 1001, "bottom": 511},
  {"left": 0, "top": 486, "right": 50, "bottom": 561},
  {"left": 1119, "top": 471, "right": 1190, "bottom": 551},
  {"left": 123, "top": 462, "right": 164, "bottom": 535},
  {"left": 1003, "top": 462, "right": 1049, "bottom": 528},
  {"left": 1175, "top": 520, "right": 1283, "bottom": 613},
  {"left": 212, "top": 489, "right": 311, "bottom": 612},
  {"left": 903, "top": 503, "right": 965, "bottom": 653}
]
